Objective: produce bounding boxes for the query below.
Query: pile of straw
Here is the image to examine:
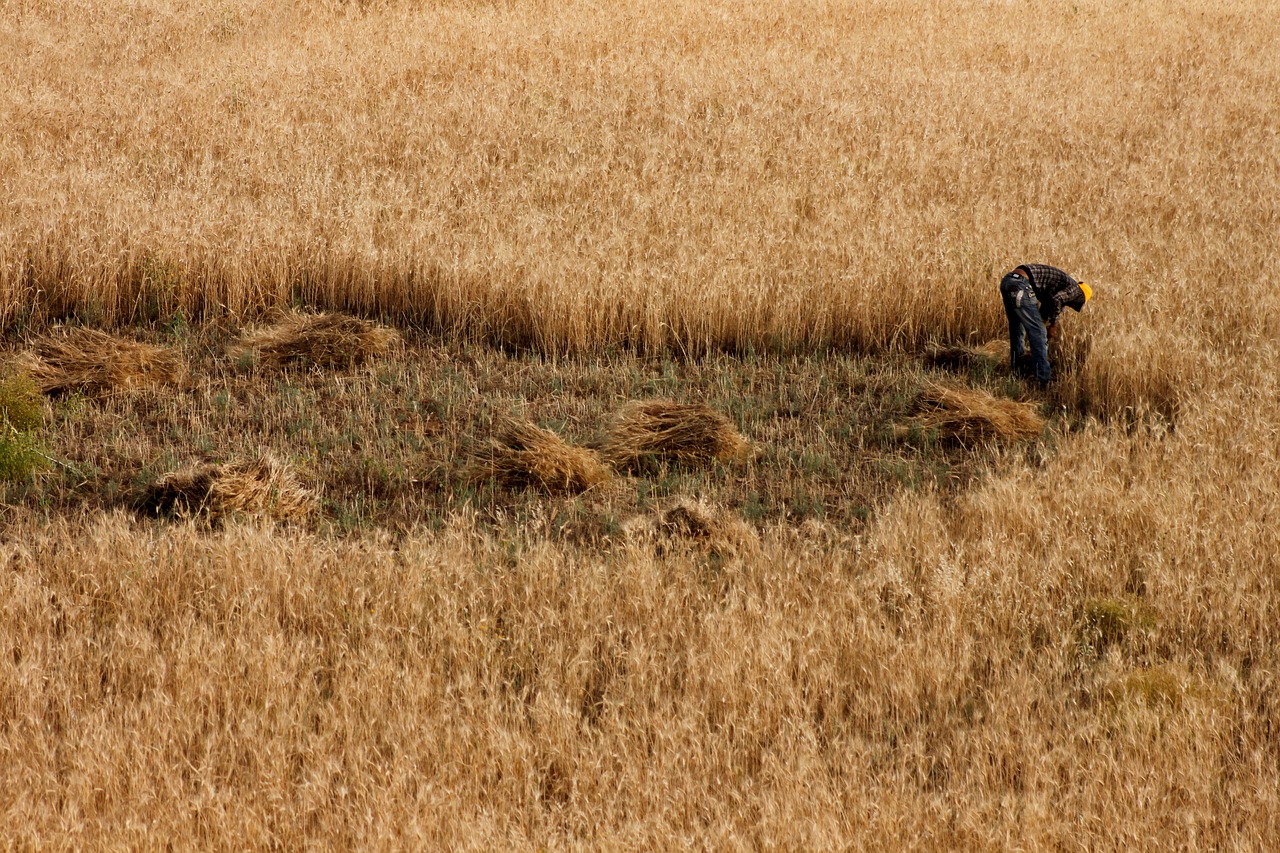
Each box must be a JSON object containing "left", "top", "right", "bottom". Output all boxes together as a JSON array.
[
  {"left": 232, "top": 312, "right": 400, "bottom": 369},
  {"left": 15, "top": 327, "right": 185, "bottom": 396},
  {"left": 140, "top": 454, "right": 314, "bottom": 522},
  {"left": 911, "top": 382, "right": 1045, "bottom": 444},
  {"left": 622, "top": 498, "right": 760, "bottom": 560},
  {"left": 924, "top": 338, "right": 1008, "bottom": 372},
  {"left": 599, "top": 400, "right": 752, "bottom": 471},
  {"left": 476, "top": 418, "right": 611, "bottom": 494}
]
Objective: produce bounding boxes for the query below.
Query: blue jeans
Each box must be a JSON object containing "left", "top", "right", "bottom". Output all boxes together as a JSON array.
[{"left": 1000, "top": 272, "right": 1050, "bottom": 385}]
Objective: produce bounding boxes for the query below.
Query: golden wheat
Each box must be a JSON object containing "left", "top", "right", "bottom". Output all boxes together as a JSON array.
[{"left": 913, "top": 382, "right": 1047, "bottom": 444}]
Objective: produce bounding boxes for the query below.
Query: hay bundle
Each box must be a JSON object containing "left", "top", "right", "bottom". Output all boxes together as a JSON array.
[
  {"left": 141, "top": 454, "right": 314, "bottom": 522},
  {"left": 924, "top": 338, "right": 1008, "bottom": 372},
  {"left": 928, "top": 331, "right": 1089, "bottom": 379},
  {"left": 600, "top": 400, "right": 752, "bottom": 471},
  {"left": 476, "top": 418, "right": 611, "bottom": 494},
  {"left": 232, "top": 312, "right": 400, "bottom": 369},
  {"left": 911, "top": 383, "right": 1045, "bottom": 443},
  {"left": 622, "top": 498, "right": 760, "bottom": 560},
  {"left": 975, "top": 338, "right": 1009, "bottom": 359},
  {"left": 15, "top": 327, "right": 184, "bottom": 396}
]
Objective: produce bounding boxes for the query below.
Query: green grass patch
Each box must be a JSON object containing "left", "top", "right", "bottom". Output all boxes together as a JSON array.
[{"left": 1, "top": 325, "right": 1061, "bottom": 535}]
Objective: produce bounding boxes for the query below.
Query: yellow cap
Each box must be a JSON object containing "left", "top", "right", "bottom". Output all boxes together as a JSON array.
[{"left": 1080, "top": 282, "right": 1093, "bottom": 303}]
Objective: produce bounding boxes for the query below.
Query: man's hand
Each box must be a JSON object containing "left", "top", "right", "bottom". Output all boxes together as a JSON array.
[{"left": 1046, "top": 323, "right": 1059, "bottom": 342}]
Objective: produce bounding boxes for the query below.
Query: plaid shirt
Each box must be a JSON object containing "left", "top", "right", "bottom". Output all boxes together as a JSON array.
[{"left": 1016, "top": 264, "right": 1087, "bottom": 326}]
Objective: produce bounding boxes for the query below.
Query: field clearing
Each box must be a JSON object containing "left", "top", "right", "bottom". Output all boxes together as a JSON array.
[{"left": 3, "top": 0, "right": 1280, "bottom": 847}]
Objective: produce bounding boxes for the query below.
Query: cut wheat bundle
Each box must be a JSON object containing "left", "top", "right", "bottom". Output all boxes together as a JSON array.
[
  {"left": 140, "top": 454, "right": 315, "bottom": 522},
  {"left": 475, "top": 418, "right": 611, "bottom": 494},
  {"left": 232, "top": 312, "right": 400, "bottom": 369},
  {"left": 621, "top": 497, "right": 760, "bottom": 561},
  {"left": 600, "top": 399, "right": 752, "bottom": 471},
  {"left": 14, "top": 327, "right": 185, "bottom": 396},
  {"left": 927, "top": 330, "right": 1090, "bottom": 379},
  {"left": 924, "top": 338, "right": 1008, "bottom": 372},
  {"left": 910, "top": 382, "right": 1045, "bottom": 444}
]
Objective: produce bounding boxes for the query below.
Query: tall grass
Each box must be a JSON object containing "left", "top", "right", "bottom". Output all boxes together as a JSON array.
[{"left": 4, "top": 0, "right": 1276, "bottom": 407}]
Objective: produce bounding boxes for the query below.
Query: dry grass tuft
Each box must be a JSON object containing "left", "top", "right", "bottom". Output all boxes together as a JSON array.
[
  {"left": 476, "top": 418, "right": 611, "bottom": 494},
  {"left": 13, "top": 327, "right": 184, "bottom": 396},
  {"left": 231, "top": 312, "right": 400, "bottom": 370},
  {"left": 140, "top": 454, "right": 314, "bottom": 522},
  {"left": 911, "top": 382, "right": 1045, "bottom": 444},
  {"left": 600, "top": 399, "right": 753, "bottom": 471},
  {"left": 1103, "top": 666, "right": 1188, "bottom": 711}
]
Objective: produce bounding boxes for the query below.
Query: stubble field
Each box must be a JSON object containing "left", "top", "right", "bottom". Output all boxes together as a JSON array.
[{"left": 2, "top": 0, "right": 1279, "bottom": 847}]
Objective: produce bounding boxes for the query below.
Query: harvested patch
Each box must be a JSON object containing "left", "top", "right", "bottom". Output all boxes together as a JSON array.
[
  {"left": 600, "top": 399, "right": 752, "bottom": 471},
  {"left": 476, "top": 418, "right": 611, "bottom": 494},
  {"left": 924, "top": 338, "right": 1008, "bottom": 372},
  {"left": 232, "top": 312, "right": 400, "bottom": 369},
  {"left": 14, "top": 327, "right": 184, "bottom": 396},
  {"left": 907, "top": 383, "right": 1045, "bottom": 444},
  {"left": 140, "top": 454, "right": 314, "bottom": 522}
]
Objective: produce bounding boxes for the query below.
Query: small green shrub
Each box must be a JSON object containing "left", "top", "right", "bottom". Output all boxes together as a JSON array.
[
  {"left": 1120, "top": 667, "right": 1184, "bottom": 709},
  {"left": 0, "top": 373, "right": 51, "bottom": 484},
  {"left": 1078, "top": 597, "right": 1157, "bottom": 651},
  {"left": 0, "top": 431, "right": 49, "bottom": 483},
  {"left": 0, "top": 373, "right": 45, "bottom": 432}
]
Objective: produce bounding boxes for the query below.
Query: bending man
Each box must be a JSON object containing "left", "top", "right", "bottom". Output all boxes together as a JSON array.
[{"left": 999, "top": 263, "right": 1092, "bottom": 386}]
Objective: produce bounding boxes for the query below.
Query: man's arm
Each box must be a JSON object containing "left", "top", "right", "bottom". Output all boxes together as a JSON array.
[{"left": 1052, "top": 282, "right": 1088, "bottom": 318}]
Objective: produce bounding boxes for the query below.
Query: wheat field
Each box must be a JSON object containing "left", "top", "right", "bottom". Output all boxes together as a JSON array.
[{"left": 2, "top": 0, "right": 1280, "bottom": 847}]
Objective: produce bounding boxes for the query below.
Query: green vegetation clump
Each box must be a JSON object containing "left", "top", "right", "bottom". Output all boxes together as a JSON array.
[
  {"left": 0, "top": 372, "right": 44, "bottom": 432},
  {"left": 0, "top": 431, "right": 48, "bottom": 483},
  {"left": 1117, "top": 666, "right": 1185, "bottom": 709},
  {"left": 0, "top": 373, "right": 48, "bottom": 483},
  {"left": 1078, "top": 597, "right": 1158, "bottom": 654}
]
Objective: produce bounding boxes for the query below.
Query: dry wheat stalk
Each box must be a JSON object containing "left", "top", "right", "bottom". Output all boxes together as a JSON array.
[
  {"left": 231, "top": 312, "right": 400, "bottom": 369},
  {"left": 14, "top": 327, "right": 185, "bottom": 396},
  {"left": 913, "top": 382, "right": 1045, "bottom": 443},
  {"left": 141, "top": 454, "right": 314, "bottom": 522},
  {"left": 600, "top": 400, "right": 752, "bottom": 470},
  {"left": 476, "top": 418, "right": 611, "bottom": 494}
]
